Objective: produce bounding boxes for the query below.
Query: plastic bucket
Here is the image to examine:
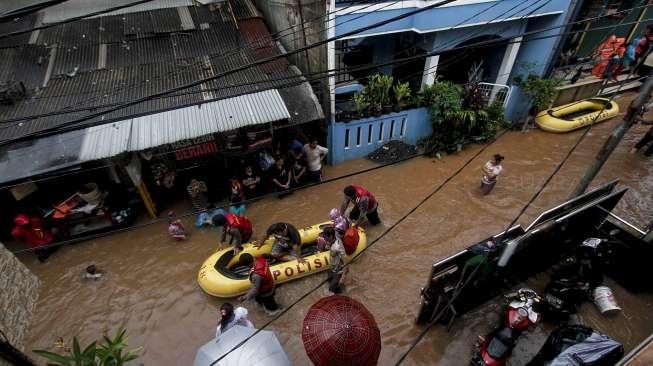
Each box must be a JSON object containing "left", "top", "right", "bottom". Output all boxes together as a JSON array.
[{"left": 593, "top": 286, "right": 621, "bottom": 315}]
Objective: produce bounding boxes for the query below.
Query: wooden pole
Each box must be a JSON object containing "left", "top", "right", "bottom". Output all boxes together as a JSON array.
[
  {"left": 137, "top": 181, "right": 157, "bottom": 219},
  {"left": 569, "top": 75, "right": 653, "bottom": 198}
]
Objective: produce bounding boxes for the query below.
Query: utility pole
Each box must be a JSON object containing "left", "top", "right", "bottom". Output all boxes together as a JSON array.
[{"left": 569, "top": 75, "right": 653, "bottom": 198}]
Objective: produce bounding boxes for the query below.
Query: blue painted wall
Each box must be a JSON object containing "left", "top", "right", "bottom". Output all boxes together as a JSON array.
[
  {"left": 505, "top": 13, "right": 567, "bottom": 122},
  {"left": 335, "top": 0, "right": 570, "bottom": 37},
  {"left": 330, "top": 108, "right": 431, "bottom": 164}
]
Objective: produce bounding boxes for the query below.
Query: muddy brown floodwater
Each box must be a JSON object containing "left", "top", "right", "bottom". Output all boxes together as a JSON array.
[{"left": 20, "top": 92, "right": 653, "bottom": 365}]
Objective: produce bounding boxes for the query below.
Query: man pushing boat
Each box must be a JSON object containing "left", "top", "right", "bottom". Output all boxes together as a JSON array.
[{"left": 340, "top": 185, "right": 381, "bottom": 226}]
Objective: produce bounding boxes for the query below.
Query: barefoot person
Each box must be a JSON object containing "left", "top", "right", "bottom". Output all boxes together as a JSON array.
[
  {"left": 212, "top": 213, "right": 253, "bottom": 255},
  {"left": 238, "top": 253, "right": 280, "bottom": 316},
  {"left": 481, "top": 154, "right": 505, "bottom": 195},
  {"left": 340, "top": 185, "right": 380, "bottom": 226}
]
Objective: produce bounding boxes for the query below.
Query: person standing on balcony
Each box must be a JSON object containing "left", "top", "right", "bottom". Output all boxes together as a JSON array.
[{"left": 303, "top": 137, "right": 328, "bottom": 183}]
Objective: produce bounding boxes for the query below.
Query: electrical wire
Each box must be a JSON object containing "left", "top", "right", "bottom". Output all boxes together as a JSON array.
[
  {"left": 10, "top": 0, "right": 551, "bottom": 145},
  {"left": 2, "top": 7, "right": 648, "bottom": 189},
  {"left": 395, "top": 30, "right": 652, "bottom": 366},
  {"left": 205, "top": 3, "right": 562, "bottom": 364},
  {"left": 206, "top": 130, "right": 508, "bottom": 366},
  {"left": 1, "top": 1, "right": 647, "bottom": 130},
  {"left": 0, "top": 0, "right": 399, "bottom": 124},
  {"left": 9, "top": 3, "right": 650, "bottom": 363},
  {"left": 0, "top": 0, "right": 162, "bottom": 40}
]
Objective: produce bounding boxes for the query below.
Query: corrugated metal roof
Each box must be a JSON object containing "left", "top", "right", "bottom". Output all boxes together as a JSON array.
[
  {"left": 79, "top": 120, "right": 132, "bottom": 161},
  {"left": 40, "top": 0, "right": 194, "bottom": 24},
  {"left": 228, "top": 0, "right": 260, "bottom": 20},
  {"left": 0, "top": 1, "right": 323, "bottom": 144},
  {"left": 128, "top": 88, "right": 289, "bottom": 151},
  {"left": 34, "top": 88, "right": 289, "bottom": 163}
]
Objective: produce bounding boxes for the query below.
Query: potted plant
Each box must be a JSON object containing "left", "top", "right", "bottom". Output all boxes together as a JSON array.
[
  {"left": 366, "top": 74, "right": 394, "bottom": 116},
  {"left": 353, "top": 92, "right": 369, "bottom": 119},
  {"left": 378, "top": 74, "right": 394, "bottom": 114},
  {"left": 393, "top": 81, "right": 411, "bottom": 112}
]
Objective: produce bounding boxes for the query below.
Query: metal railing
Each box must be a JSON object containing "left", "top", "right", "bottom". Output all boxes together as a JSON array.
[{"left": 476, "top": 82, "right": 512, "bottom": 107}]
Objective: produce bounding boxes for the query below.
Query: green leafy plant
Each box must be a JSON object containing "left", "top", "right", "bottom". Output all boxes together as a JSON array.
[
  {"left": 515, "top": 74, "right": 561, "bottom": 111},
  {"left": 353, "top": 92, "right": 369, "bottom": 114},
  {"left": 34, "top": 328, "right": 141, "bottom": 366},
  {"left": 419, "top": 79, "right": 507, "bottom": 155},
  {"left": 393, "top": 81, "right": 411, "bottom": 110},
  {"left": 365, "top": 74, "right": 394, "bottom": 112}
]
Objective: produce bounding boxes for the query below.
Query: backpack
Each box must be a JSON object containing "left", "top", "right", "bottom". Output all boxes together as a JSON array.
[{"left": 343, "top": 227, "right": 359, "bottom": 255}]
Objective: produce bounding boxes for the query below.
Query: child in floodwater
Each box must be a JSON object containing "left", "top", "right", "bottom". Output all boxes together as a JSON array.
[
  {"left": 168, "top": 211, "right": 188, "bottom": 240},
  {"left": 481, "top": 154, "right": 505, "bottom": 195},
  {"left": 84, "top": 264, "right": 103, "bottom": 280}
]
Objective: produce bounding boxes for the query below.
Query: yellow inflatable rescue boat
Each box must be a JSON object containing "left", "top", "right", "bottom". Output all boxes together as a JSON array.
[
  {"left": 535, "top": 98, "right": 619, "bottom": 133},
  {"left": 198, "top": 222, "right": 366, "bottom": 298}
]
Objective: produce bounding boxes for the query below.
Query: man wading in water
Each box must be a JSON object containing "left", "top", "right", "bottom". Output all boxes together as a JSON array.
[
  {"left": 340, "top": 185, "right": 381, "bottom": 226},
  {"left": 238, "top": 253, "right": 281, "bottom": 316},
  {"left": 481, "top": 154, "right": 505, "bottom": 195}
]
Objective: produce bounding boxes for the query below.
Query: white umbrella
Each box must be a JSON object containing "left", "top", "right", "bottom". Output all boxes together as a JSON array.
[{"left": 193, "top": 325, "right": 291, "bottom": 366}]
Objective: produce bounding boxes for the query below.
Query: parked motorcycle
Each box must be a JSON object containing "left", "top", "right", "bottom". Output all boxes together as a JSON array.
[
  {"left": 471, "top": 288, "right": 542, "bottom": 366},
  {"left": 541, "top": 237, "right": 614, "bottom": 320}
]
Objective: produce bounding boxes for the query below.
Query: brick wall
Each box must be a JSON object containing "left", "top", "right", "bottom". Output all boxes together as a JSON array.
[{"left": 0, "top": 242, "right": 40, "bottom": 353}]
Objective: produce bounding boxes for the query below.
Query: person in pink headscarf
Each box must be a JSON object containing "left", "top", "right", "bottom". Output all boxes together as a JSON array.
[{"left": 329, "top": 208, "right": 351, "bottom": 239}]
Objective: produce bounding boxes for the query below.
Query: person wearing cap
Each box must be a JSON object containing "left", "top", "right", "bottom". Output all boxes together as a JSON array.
[
  {"left": 481, "top": 154, "right": 505, "bottom": 195},
  {"left": 212, "top": 212, "right": 253, "bottom": 255},
  {"left": 340, "top": 185, "right": 380, "bottom": 226},
  {"left": 215, "top": 302, "right": 253, "bottom": 338},
  {"left": 256, "top": 222, "right": 304, "bottom": 263}
]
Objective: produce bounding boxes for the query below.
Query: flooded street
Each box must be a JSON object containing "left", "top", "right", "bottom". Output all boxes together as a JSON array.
[{"left": 19, "top": 93, "right": 653, "bottom": 365}]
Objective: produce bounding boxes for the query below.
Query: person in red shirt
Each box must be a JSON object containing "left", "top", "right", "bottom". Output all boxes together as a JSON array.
[
  {"left": 238, "top": 253, "right": 280, "bottom": 315},
  {"left": 12, "top": 214, "right": 56, "bottom": 262},
  {"left": 340, "top": 185, "right": 380, "bottom": 226},
  {"left": 212, "top": 213, "right": 253, "bottom": 255}
]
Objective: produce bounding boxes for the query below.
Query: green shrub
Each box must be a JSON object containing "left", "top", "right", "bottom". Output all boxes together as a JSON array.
[{"left": 34, "top": 328, "right": 141, "bottom": 366}]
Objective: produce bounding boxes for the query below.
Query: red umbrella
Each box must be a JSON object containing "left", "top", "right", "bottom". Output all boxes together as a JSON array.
[{"left": 302, "top": 295, "right": 381, "bottom": 366}]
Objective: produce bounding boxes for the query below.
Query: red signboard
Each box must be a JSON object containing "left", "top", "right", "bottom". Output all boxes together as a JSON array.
[{"left": 174, "top": 141, "right": 218, "bottom": 160}]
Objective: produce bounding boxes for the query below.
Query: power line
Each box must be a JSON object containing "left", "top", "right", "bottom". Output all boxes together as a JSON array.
[
  {"left": 0, "top": 0, "right": 486, "bottom": 145},
  {"left": 0, "top": 0, "right": 161, "bottom": 41},
  {"left": 395, "top": 34, "right": 652, "bottom": 366},
  {"left": 2, "top": 0, "right": 647, "bottom": 189},
  {"left": 1, "top": 6, "right": 646, "bottom": 173},
  {"left": 205, "top": 2, "right": 558, "bottom": 364},
  {"left": 0, "top": 0, "right": 71, "bottom": 22},
  {"left": 206, "top": 130, "right": 508, "bottom": 366},
  {"left": 0, "top": 0, "right": 400, "bottom": 132},
  {"left": 2, "top": 0, "right": 646, "bottom": 131}
]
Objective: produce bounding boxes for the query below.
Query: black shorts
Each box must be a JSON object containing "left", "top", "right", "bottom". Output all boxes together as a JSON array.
[{"left": 349, "top": 205, "right": 380, "bottom": 225}]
